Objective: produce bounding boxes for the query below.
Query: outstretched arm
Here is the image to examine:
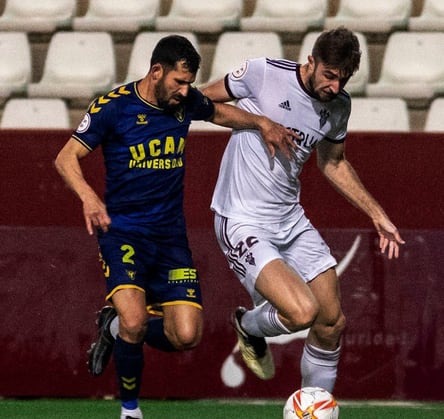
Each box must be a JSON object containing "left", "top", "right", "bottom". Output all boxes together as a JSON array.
[
  {"left": 202, "top": 79, "right": 297, "bottom": 160},
  {"left": 55, "top": 137, "right": 111, "bottom": 235},
  {"left": 211, "top": 102, "right": 297, "bottom": 159},
  {"left": 317, "top": 140, "right": 405, "bottom": 259}
]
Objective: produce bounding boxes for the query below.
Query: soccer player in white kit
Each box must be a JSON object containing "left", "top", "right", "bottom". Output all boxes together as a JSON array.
[{"left": 202, "top": 27, "right": 405, "bottom": 392}]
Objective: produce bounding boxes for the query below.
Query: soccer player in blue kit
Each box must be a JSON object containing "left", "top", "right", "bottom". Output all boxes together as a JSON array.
[{"left": 55, "top": 35, "right": 296, "bottom": 419}]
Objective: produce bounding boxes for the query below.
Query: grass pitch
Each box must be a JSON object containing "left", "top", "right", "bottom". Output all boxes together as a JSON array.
[{"left": 1, "top": 398, "right": 444, "bottom": 418}]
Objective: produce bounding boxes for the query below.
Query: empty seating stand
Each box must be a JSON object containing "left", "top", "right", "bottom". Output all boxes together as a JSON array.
[
  {"left": 73, "top": 0, "right": 160, "bottom": 32},
  {"left": 0, "top": 0, "right": 76, "bottom": 33}
]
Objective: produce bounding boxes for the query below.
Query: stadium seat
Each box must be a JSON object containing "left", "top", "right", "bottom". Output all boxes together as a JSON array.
[
  {"left": 424, "top": 98, "right": 444, "bottom": 132},
  {"left": 347, "top": 98, "right": 410, "bottom": 132},
  {"left": 298, "top": 32, "right": 369, "bottom": 96},
  {"left": 120, "top": 32, "right": 201, "bottom": 86},
  {"left": 206, "top": 32, "right": 283, "bottom": 84},
  {"left": 0, "top": 32, "right": 31, "bottom": 101},
  {"left": 0, "top": 98, "right": 70, "bottom": 129},
  {"left": 73, "top": 0, "right": 160, "bottom": 32},
  {"left": 0, "top": 0, "right": 76, "bottom": 33},
  {"left": 240, "top": 0, "right": 328, "bottom": 33},
  {"left": 27, "top": 32, "right": 116, "bottom": 101},
  {"left": 324, "top": 0, "right": 411, "bottom": 33},
  {"left": 155, "top": 0, "right": 242, "bottom": 33},
  {"left": 366, "top": 32, "right": 444, "bottom": 101},
  {"left": 409, "top": 0, "right": 444, "bottom": 31}
]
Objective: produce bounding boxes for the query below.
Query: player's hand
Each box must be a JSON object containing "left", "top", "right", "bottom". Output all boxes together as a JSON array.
[
  {"left": 82, "top": 194, "right": 111, "bottom": 235},
  {"left": 373, "top": 217, "right": 405, "bottom": 259},
  {"left": 258, "top": 117, "right": 299, "bottom": 160}
]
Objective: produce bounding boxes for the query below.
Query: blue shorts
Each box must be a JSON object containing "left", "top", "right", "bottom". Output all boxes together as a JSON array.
[{"left": 97, "top": 225, "right": 202, "bottom": 312}]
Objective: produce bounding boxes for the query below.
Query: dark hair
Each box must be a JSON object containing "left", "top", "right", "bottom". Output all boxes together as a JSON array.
[
  {"left": 150, "top": 35, "right": 201, "bottom": 74},
  {"left": 312, "top": 27, "right": 361, "bottom": 77}
]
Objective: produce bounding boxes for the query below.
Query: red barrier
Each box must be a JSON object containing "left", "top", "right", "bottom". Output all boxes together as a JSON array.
[{"left": 0, "top": 130, "right": 443, "bottom": 400}]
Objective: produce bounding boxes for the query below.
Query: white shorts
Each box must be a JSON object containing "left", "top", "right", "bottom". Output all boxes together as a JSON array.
[{"left": 214, "top": 213, "right": 337, "bottom": 305}]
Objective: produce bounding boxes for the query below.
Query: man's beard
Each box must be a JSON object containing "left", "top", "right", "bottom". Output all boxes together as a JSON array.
[
  {"left": 155, "top": 82, "right": 184, "bottom": 113},
  {"left": 308, "top": 75, "right": 334, "bottom": 102}
]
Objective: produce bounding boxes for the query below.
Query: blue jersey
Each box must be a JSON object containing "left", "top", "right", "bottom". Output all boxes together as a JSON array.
[{"left": 73, "top": 81, "right": 214, "bottom": 227}]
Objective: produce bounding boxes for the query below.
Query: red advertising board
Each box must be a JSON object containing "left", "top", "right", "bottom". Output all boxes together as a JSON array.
[{"left": 0, "top": 130, "right": 443, "bottom": 400}]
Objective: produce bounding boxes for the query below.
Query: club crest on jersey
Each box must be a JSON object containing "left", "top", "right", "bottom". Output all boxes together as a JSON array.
[
  {"left": 245, "top": 252, "right": 256, "bottom": 266},
  {"left": 319, "top": 108, "right": 330, "bottom": 129},
  {"left": 136, "top": 114, "right": 148, "bottom": 125},
  {"left": 174, "top": 106, "right": 185, "bottom": 122}
]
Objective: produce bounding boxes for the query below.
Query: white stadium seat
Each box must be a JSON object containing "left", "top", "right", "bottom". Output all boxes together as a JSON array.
[
  {"left": 0, "top": 32, "right": 31, "bottom": 100},
  {"left": 347, "top": 98, "right": 410, "bottom": 132},
  {"left": 28, "top": 32, "right": 116, "bottom": 101},
  {"left": 0, "top": 0, "right": 76, "bottom": 33},
  {"left": 120, "top": 32, "right": 201, "bottom": 86},
  {"left": 298, "top": 32, "right": 369, "bottom": 96},
  {"left": 324, "top": 0, "right": 411, "bottom": 33},
  {"left": 155, "top": 0, "right": 242, "bottom": 33},
  {"left": 73, "top": 0, "right": 160, "bottom": 32},
  {"left": 409, "top": 0, "right": 444, "bottom": 32},
  {"left": 240, "top": 0, "right": 328, "bottom": 33},
  {"left": 1, "top": 98, "right": 70, "bottom": 129},
  {"left": 424, "top": 98, "right": 444, "bottom": 132},
  {"left": 206, "top": 32, "right": 283, "bottom": 84},
  {"left": 366, "top": 32, "right": 444, "bottom": 101}
]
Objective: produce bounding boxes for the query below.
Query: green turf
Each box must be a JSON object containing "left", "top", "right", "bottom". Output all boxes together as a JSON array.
[{"left": 1, "top": 399, "right": 444, "bottom": 418}]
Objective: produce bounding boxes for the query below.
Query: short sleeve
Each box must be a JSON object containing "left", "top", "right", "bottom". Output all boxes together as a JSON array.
[
  {"left": 72, "top": 99, "right": 115, "bottom": 151},
  {"left": 226, "top": 58, "right": 266, "bottom": 100},
  {"left": 188, "top": 88, "right": 215, "bottom": 121}
]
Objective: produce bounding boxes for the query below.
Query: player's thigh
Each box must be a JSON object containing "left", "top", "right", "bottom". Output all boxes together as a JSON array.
[
  {"left": 162, "top": 303, "right": 203, "bottom": 347},
  {"left": 256, "top": 258, "right": 318, "bottom": 326}
]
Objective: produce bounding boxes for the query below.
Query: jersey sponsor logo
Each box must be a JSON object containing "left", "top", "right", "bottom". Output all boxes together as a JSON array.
[
  {"left": 168, "top": 268, "right": 198, "bottom": 283},
  {"left": 128, "top": 136, "right": 185, "bottom": 170},
  {"left": 231, "top": 61, "right": 248, "bottom": 79},
  {"left": 290, "top": 127, "right": 319, "bottom": 151},
  {"left": 76, "top": 113, "right": 91, "bottom": 133},
  {"left": 278, "top": 100, "right": 292, "bottom": 111}
]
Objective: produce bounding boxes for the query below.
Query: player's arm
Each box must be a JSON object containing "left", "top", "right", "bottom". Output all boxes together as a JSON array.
[
  {"left": 316, "top": 139, "right": 405, "bottom": 259},
  {"left": 202, "top": 80, "right": 297, "bottom": 159},
  {"left": 55, "top": 137, "right": 111, "bottom": 235},
  {"left": 201, "top": 78, "right": 232, "bottom": 103}
]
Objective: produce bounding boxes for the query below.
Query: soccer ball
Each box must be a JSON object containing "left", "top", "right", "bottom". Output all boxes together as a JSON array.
[{"left": 283, "top": 387, "right": 339, "bottom": 419}]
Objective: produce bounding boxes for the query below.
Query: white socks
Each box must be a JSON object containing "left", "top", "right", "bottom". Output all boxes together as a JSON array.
[
  {"left": 110, "top": 316, "right": 119, "bottom": 339},
  {"left": 241, "top": 303, "right": 291, "bottom": 337},
  {"left": 300, "top": 343, "right": 341, "bottom": 393}
]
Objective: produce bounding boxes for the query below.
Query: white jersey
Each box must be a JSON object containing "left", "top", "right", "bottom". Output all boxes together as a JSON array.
[{"left": 211, "top": 57, "right": 351, "bottom": 225}]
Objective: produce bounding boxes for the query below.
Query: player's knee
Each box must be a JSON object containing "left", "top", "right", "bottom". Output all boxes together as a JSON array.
[
  {"left": 119, "top": 316, "right": 147, "bottom": 343},
  {"left": 285, "top": 299, "right": 320, "bottom": 332},
  {"left": 333, "top": 312, "right": 346, "bottom": 336},
  {"left": 167, "top": 324, "right": 202, "bottom": 351},
  {"left": 313, "top": 312, "right": 346, "bottom": 347}
]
